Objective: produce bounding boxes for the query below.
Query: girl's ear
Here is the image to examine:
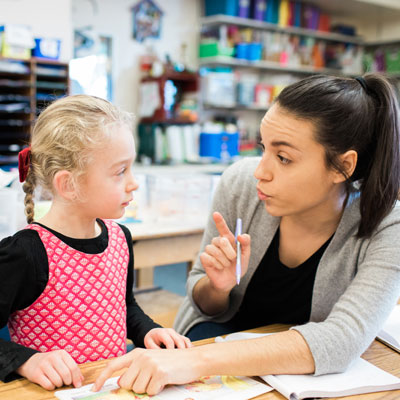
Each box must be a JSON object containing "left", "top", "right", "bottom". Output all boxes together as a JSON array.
[
  {"left": 332, "top": 150, "right": 358, "bottom": 184},
  {"left": 53, "top": 170, "right": 77, "bottom": 201}
]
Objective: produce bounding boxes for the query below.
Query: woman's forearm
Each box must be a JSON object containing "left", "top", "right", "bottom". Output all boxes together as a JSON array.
[
  {"left": 194, "top": 329, "right": 315, "bottom": 377},
  {"left": 192, "top": 276, "right": 231, "bottom": 316},
  {"left": 93, "top": 328, "right": 315, "bottom": 394}
]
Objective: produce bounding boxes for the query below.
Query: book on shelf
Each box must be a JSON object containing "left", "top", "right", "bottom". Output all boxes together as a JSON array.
[
  {"left": 377, "top": 304, "right": 400, "bottom": 353},
  {"left": 216, "top": 331, "right": 400, "bottom": 399}
]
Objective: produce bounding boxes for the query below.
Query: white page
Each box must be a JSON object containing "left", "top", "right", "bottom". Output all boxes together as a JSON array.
[
  {"left": 55, "top": 375, "right": 273, "bottom": 400},
  {"left": 261, "top": 358, "right": 400, "bottom": 400},
  {"left": 214, "top": 331, "right": 400, "bottom": 400},
  {"left": 377, "top": 304, "right": 400, "bottom": 351},
  {"left": 215, "top": 332, "right": 272, "bottom": 343}
]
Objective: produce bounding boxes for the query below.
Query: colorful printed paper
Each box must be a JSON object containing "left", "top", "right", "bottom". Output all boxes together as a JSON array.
[{"left": 55, "top": 375, "right": 273, "bottom": 400}]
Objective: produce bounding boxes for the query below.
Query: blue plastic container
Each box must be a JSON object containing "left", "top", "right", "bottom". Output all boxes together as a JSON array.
[
  {"left": 200, "top": 132, "right": 239, "bottom": 160},
  {"left": 247, "top": 42, "right": 262, "bottom": 61},
  {"left": 236, "top": 43, "right": 249, "bottom": 59},
  {"left": 204, "top": 0, "right": 237, "bottom": 16},
  {"left": 33, "top": 38, "right": 61, "bottom": 60}
]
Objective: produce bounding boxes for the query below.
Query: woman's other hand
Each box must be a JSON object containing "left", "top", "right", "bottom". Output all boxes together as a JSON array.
[{"left": 200, "top": 212, "right": 251, "bottom": 292}]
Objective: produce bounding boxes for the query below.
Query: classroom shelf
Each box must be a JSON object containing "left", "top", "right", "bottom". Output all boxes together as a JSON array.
[
  {"left": 199, "top": 56, "right": 355, "bottom": 76},
  {"left": 203, "top": 103, "right": 267, "bottom": 111},
  {"left": 0, "top": 57, "right": 69, "bottom": 165},
  {"left": 201, "top": 14, "right": 363, "bottom": 45}
]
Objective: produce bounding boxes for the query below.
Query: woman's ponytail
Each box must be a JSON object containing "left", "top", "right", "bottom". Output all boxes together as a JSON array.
[{"left": 356, "top": 74, "right": 400, "bottom": 237}]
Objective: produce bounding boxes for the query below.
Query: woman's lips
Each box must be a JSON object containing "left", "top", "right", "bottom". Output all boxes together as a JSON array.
[{"left": 257, "top": 189, "right": 271, "bottom": 201}]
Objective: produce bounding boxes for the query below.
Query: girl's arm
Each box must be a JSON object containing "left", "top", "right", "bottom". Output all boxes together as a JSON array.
[
  {"left": 119, "top": 224, "right": 162, "bottom": 347},
  {"left": 0, "top": 231, "right": 83, "bottom": 389},
  {"left": 0, "top": 231, "right": 43, "bottom": 381}
]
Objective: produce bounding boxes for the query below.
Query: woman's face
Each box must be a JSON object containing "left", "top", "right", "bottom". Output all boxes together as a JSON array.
[{"left": 254, "top": 104, "right": 344, "bottom": 219}]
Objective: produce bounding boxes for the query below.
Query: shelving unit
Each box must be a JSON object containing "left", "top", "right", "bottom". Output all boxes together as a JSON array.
[
  {"left": 138, "top": 70, "right": 200, "bottom": 164},
  {"left": 203, "top": 103, "right": 267, "bottom": 112},
  {"left": 33, "top": 59, "right": 69, "bottom": 115},
  {"left": 0, "top": 57, "right": 69, "bottom": 165},
  {"left": 198, "top": 55, "right": 356, "bottom": 76},
  {"left": 201, "top": 14, "right": 363, "bottom": 45},
  {"left": 198, "top": 11, "right": 366, "bottom": 124},
  {"left": 140, "top": 71, "right": 199, "bottom": 125}
]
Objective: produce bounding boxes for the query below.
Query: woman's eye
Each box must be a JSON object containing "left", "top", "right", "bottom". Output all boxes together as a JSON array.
[
  {"left": 257, "top": 142, "right": 265, "bottom": 151},
  {"left": 278, "top": 155, "right": 291, "bottom": 165}
]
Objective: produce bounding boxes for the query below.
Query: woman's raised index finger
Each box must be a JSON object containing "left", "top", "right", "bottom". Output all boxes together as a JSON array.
[{"left": 212, "top": 212, "right": 234, "bottom": 238}]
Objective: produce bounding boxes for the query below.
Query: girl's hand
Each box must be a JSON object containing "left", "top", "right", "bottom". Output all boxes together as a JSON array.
[
  {"left": 144, "top": 328, "right": 192, "bottom": 349},
  {"left": 93, "top": 347, "right": 199, "bottom": 395},
  {"left": 200, "top": 212, "right": 251, "bottom": 292},
  {"left": 16, "top": 350, "right": 84, "bottom": 391}
]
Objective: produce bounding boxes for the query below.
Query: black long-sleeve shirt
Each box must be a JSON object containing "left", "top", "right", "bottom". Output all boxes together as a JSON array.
[{"left": 0, "top": 220, "right": 160, "bottom": 382}]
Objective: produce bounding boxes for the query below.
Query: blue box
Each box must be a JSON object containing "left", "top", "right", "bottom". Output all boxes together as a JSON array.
[
  {"left": 235, "top": 43, "right": 249, "bottom": 59},
  {"left": 204, "top": 0, "right": 237, "bottom": 16},
  {"left": 247, "top": 42, "right": 262, "bottom": 61},
  {"left": 33, "top": 38, "right": 61, "bottom": 60},
  {"left": 200, "top": 132, "right": 239, "bottom": 160}
]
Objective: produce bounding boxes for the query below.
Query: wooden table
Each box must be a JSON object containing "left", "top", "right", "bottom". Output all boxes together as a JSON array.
[
  {"left": 126, "top": 220, "right": 204, "bottom": 288},
  {"left": 1, "top": 324, "right": 400, "bottom": 400}
]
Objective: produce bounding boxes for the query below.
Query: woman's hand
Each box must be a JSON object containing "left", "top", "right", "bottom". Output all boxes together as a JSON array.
[
  {"left": 16, "top": 350, "right": 84, "bottom": 390},
  {"left": 200, "top": 212, "right": 251, "bottom": 292},
  {"left": 144, "top": 328, "right": 192, "bottom": 349},
  {"left": 93, "top": 347, "right": 200, "bottom": 395}
]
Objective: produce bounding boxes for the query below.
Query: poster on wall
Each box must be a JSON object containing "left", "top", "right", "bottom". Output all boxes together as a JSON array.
[{"left": 131, "top": 0, "right": 164, "bottom": 42}]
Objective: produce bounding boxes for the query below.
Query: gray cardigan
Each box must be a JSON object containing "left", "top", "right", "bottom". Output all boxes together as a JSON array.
[{"left": 174, "top": 157, "right": 400, "bottom": 375}]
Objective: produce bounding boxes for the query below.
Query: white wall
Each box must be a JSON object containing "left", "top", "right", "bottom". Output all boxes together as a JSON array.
[
  {"left": 72, "top": 0, "right": 201, "bottom": 119},
  {"left": 0, "top": 0, "right": 73, "bottom": 61}
]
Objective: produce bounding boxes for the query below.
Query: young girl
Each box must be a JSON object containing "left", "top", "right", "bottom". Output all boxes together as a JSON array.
[
  {"left": 94, "top": 73, "right": 400, "bottom": 395},
  {"left": 0, "top": 95, "right": 190, "bottom": 390}
]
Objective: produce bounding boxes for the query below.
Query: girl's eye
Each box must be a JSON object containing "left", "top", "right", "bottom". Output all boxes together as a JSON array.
[
  {"left": 118, "top": 168, "right": 127, "bottom": 176},
  {"left": 278, "top": 155, "right": 291, "bottom": 165}
]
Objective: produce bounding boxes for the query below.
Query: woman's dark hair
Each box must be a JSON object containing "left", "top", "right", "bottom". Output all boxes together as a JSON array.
[{"left": 276, "top": 73, "right": 400, "bottom": 238}]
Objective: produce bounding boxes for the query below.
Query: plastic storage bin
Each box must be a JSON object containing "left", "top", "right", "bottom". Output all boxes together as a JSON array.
[
  {"left": 204, "top": 0, "right": 238, "bottom": 16},
  {"left": 199, "top": 42, "right": 235, "bottom": 58},
  {"left": 33, "top": 38, "right": 61, "bottom": 60},
  {"left": 199, "top": 132, "right": 239, "bottom": 161}
]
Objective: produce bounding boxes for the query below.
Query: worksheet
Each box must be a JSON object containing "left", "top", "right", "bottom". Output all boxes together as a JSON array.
[{"left": 55, "top": 375, "right": 273, "bottom": 400}]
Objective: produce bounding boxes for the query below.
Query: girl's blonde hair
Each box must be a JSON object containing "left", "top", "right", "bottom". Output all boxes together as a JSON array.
[{"left": 23, "top": 95, "right": 133, "bottom": 224}]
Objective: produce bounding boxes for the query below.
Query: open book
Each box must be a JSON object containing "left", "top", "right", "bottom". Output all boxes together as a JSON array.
[
  {"left": 216, "top": 332, "right": 400, "bottom": 400},
  {"left": 377, "top": 304, "right": 400, "bottom": 353}
]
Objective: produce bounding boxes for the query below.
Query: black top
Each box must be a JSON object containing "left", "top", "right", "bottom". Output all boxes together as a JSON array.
[
  {"left": 230, "top": 228, "right": 333, "bottom": 331},
  {"left": 0, "top": 220, "right": 160, "bottom": 382}
]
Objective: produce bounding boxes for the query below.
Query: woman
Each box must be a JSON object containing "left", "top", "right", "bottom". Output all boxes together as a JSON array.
[{"left": 94, "top": 73, "right": 400, "bottom": 395}]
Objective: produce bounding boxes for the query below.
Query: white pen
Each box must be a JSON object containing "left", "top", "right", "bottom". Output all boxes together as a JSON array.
[{"left": 235, "top": 218, "right": 242, "bottom": 285}]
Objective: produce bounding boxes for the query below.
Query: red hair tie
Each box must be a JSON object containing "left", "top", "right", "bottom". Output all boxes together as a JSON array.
[{"left": 18, "top": 146, "right": 31, "bottom": 182}]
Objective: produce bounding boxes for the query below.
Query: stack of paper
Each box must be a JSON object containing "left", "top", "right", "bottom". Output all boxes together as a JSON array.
[
  {"left": 216, "top": 331, "right": 400, "bottom": 400},
  {"left": 377, "top": 304, "right": 400, "bottom": 353}
]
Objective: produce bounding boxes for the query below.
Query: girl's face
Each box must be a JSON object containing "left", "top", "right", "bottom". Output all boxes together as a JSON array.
[
  {"left": 78, "top": 124, "right": 138, "bottom": 220},
  {"left": 254, "top": 104, "right": 344, "bottom": 219}
]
